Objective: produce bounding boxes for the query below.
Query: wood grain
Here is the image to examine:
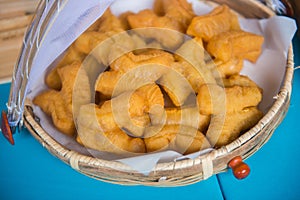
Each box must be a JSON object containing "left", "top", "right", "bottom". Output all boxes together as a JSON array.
[{"left": 0, "top": 0, "right": 38, "bottom": 82}]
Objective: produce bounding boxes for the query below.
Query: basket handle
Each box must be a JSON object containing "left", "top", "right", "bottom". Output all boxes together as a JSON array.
[
  {"left": 3, "top": 0, "right": 54, "bottom": 133},
  {"left": 262, "top": 0, "right": 294, "bottom": 16}
]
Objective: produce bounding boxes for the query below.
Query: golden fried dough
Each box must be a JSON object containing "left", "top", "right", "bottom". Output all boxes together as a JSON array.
[
  {"left": 75, "top": 9, "right": 125, "bottom": 54},
  {"left": 135, "top": 84, "right": 165, "bottom": 115},
  {"left": 96, "top": 93, "right": 149, "bottom": 134},
  {"left": 187, "top": 5, "right": 240, "bottom": 41},
  {"left": 144, "top": 125, "right": 211, "bottom": 154},
  {"left": 174, "top": 38, "right": 218, "bottom": 90},
  {"left": 97, "top": 84, "right": 164, "bottom": 137},
  {"left": 74, "top": 31, "right": 109, "bottom": 55},
  {"left": 76, "top": 104, "right": 146, "bottom": 154},
  {"left": 206, "top": 107, "right": 263, "bottom": 147},
  {"left": 75, "top": 31, "right": 136, "bottom": 66},
  {"left": 34, "top": 90, "right": 75, "bottom": 136},
  {"left": 98, "top": 9, "right": 124, "bottom": 33},
  {"left": 151, "top": 107, "right": 211, "bottom": 132},
  {"left": 197, "top": 84, "right": 262, "bottom": 115},
  {"left": 153, "top": 0, "right": 195, "bottom": 30},
  {"left": 207, "top": 30, "right": 264, "bottom": 63},
  {"left": 95, "top": 71, "right": 123, "bottom": 99},
  {"left": 45, "top": 45, "right": 86, "bottom": 90},
  {"left": 170, "top": 61, "right": 207, "bottom": 93},
  {"left": 173, "top": 39, "right": 205, "bottom": 90},
  {"left": 175, "top": 37, "right": 205, "bottom": 65},
  {"left": 221, "top": 74, "right": 259, "bottom": 88},
  {"left": 122, "top": 84, "right": 164, "bottom": 137},
  {"left": 118, "top": 11, "right": 134, "bottom": 30},
  {"left": 74, "top": 9, "right": 137, "bottom": 65},
  {"left": 212, "top": 59, "right": 244, "bottom": 78},
  {"left": 110, "top": 49, "right": 174, "bottom": 73},
  {"left": 85, "top": 8, "right": 121, "bottom": 33},
  {"left": 34, "top": 62, "right": 90, "bottom": 136},
  {"left": 158, "top": 69, "right": 194, "bottom": 106},
  {"left": 95, "top": 50, "right": 173, "bottom": 99},
  {"left": 127, "top": 1, "right": 193, "bottom": 50}
]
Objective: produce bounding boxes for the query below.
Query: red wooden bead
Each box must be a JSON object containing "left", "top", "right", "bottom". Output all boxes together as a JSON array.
[
  {"left": 228, "top": 156, "right": 250, "bottom": 180},
  {"left": 1, "top": 111, "right": 14, "bottom": 145},
  {"left": 228, "top": 156, "right": 243, "bottom": 168}
]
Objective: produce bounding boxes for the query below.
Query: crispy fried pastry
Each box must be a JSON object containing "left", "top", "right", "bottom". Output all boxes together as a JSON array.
[
  {"left": 95, "top": 50, "right": 173, "bottom": 99},
  {"left": 187, "top": 5, "right": 240, "bottom": 41},
  {"left": 127, "top": 12, "right": 183, "bottom": 49},
  {"left": 197, "top": 84, "right": 262, "bottom": 115},
  {"left": 173, "top": 38, "right": 218, "bottom": 91},
  {"left": 206, "top": 30, "right": 264, "bottom": 63},
  {"left": 74, "top": 9, "right": 136, "bottom": 65},
  {"left": 221, "top": 74, "right": 259, "bottom": 88},
  {"left": 96, "top": 92, "right": 149, "bottom": 134},
  {"left": 173, "top": 38, "right": 205, "bottom": 90},
  {"left": 144, "top": 125, "right": 211, "bottom": 154},
  {"left": 170, "top": 61, "right": 208, "bottom": 93},
  {"left": 34, "top": 62, "right": 90, "bottom": 136},
  {"left": 85, "top": 8, "right": 122, "bottom": 33},
  {"left": 110, "top": 49, "right": 174, "bottom": 73},
  {"left": 127, "top": 8, "right": 186, "bottom": 49},
  {"left": 158, "top": 69, "right": 194, "bottom": 106},
  {"left": 212, "top": 59, "right": 244, "bottom": 78},
  {"left": 34, "top": 90, "right": 75, "bottom": 136},
  {"left": 96, "top": 84, "right": 164, "bottom": 137},
  {"left": 206, "top": 107, "right": 263, "bottom": 147},
  {"left": 98, "top": 9, "right": 125, "bottom": 33},
  {"left": 76, "top": 104, "right": 146, "bottom": 154},
  {"left": 118, "top": 84, "right": 164, "bottom": 137},
  {"left": 74, "top": 9, "right": 126, "bottom": 54},
  {"left": 151, "top": 107, "right": 210, "bottom": 132},
  {"left": 175, "top": 37, "right": 205, "bottom": 65},
  {"left": 95, "top": 71, "right": 123, "bottom": 99},
  {"left": 74, "top": 31, "right": 109, "bottom": 55},
  {"left": 45, "top": 45, "right": 86, "bottom": 90},
  {"left": 153, "top": 0, "right": 195, "bottom": 30},
  {"left": 118, "top": 11, "right": 135, "bottom": 30}
]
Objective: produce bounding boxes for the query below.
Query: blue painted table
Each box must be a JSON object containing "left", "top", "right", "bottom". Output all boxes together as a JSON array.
[{"left": 0, "top": 35, "right": 299, "bottom": 200}]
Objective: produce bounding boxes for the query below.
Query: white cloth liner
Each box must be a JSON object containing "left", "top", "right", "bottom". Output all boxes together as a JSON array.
[{"left": 26, "top": 0, "right": 297, "bottom": 175}]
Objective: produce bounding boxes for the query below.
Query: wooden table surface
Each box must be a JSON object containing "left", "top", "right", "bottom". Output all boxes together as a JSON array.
[{"left": 0, "top": 0, "right": 38, "bottom": 82}]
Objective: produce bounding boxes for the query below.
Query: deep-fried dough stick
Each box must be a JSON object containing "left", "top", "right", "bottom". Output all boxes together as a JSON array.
[
  {"left": 34, "top": 62, "right": 90, "bottom": 136},
  {"left": 197, "top": 84, "right": 262, "bottom": 115},
  {"left": 144, "top": 125, "right": 211, "bottom": 154},
  {"left": 206, "top": 107, "right": 263, "bottom": 147},
  {"left": 77, "top": 104, "right": 146, "bottom": 154},
  {"left": 206, "top": 30, "right": 264, "bottom": 63},
  {"left": 187, "top": 5, "right": 240, "bottom": 41}
]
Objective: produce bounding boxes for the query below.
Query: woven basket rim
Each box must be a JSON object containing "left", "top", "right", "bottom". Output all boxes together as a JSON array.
[{"left": 22, "top": 0, "right": 294, "bottom": 186}]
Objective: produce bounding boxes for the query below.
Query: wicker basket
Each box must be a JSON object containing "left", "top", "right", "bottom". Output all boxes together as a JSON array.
[{"left": 9, "top": 0, "right": 295, "bottom": 186}]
